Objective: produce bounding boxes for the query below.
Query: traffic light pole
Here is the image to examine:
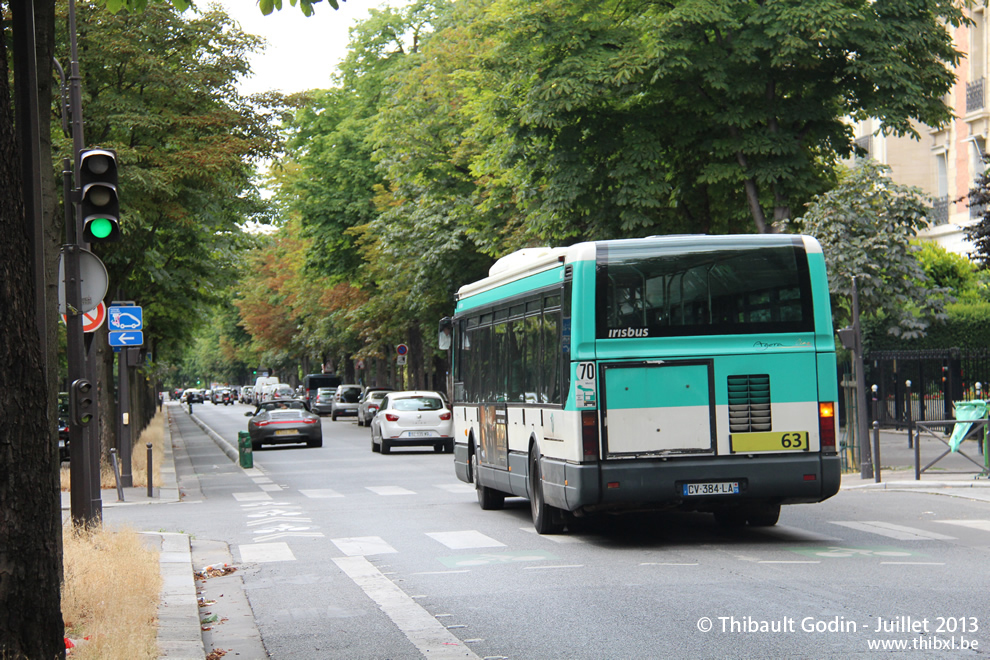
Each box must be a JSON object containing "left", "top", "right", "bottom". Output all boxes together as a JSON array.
[{"left": 65, "top": 0, "right": 101, "bottom": 525}]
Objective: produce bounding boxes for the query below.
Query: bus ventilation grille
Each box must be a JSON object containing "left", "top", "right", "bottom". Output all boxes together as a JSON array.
[{"left": 727, "top": 374, "right": 771, "bottom": 432}]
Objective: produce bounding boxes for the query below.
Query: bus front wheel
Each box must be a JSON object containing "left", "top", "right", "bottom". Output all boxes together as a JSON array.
[
  {"left": 529, "top": 451, "right": 565, "bottom": 534},
  {"left": 472, "top": 454, "right": 504, "bottom": 510}
]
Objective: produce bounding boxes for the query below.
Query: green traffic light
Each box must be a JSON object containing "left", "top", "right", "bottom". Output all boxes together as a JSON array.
[{"left": 89, "top": 217, "right": 114, "bottom": 239}]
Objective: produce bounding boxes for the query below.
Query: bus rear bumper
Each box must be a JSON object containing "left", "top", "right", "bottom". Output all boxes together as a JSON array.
[{"left": 543, "top": 453, "right": 841, "bottom": 513}]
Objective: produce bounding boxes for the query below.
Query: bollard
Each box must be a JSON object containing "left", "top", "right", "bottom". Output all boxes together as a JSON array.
[
  {"left": 906, "top": 380, "right": 913, "bottom": 450},
  {"left": 872, "top": 420, "right": 882, "bottom": 484},
  {"left": 111, "top": 448, "right": 125, "bottom": 502},
  {"left": 237, "top": 431, "right": 253, "bottom": 469},
  {"left": 188, "top": 401, "right": 193, "bottom": 415},
  {"left": 146, "top": 442, "right": 153, "bottom": 498}
]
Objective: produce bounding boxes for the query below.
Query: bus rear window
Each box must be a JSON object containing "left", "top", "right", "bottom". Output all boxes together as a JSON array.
[{"left": 597, "top": 242, "right": 814, "bottom": 338}]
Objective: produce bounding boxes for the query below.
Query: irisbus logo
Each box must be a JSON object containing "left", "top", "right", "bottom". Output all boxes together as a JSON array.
[{"left": 608, "top": 327, "right": 650, "bottom": 338}]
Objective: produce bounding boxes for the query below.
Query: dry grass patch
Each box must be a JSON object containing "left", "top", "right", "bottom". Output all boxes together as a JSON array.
[
  {"left": 62, "top": 524, "right": 161, "bottom": 659},
  {"left": 61, "top": 410, "right": 165, "bottom": 491}
]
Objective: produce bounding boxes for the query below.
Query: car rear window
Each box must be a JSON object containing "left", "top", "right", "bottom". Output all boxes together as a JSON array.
[
  {"left": 340, "top": 387, "right": 362, "bottom": 402},
  {"left": 393, "top": 397, "right": 443, "bottom": 412}
]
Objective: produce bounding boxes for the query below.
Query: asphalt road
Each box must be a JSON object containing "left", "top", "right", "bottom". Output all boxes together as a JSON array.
[{"left": 107, "top": 402, "right": 990, "bottom": 659}]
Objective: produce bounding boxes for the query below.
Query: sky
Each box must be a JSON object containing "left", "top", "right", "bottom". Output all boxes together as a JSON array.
[{"left": 215, "top": 0, "right": 399, "bottom": 96}]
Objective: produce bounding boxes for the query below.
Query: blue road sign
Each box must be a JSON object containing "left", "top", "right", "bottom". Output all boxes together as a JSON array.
[
  {"left": 109, "top": 330, "right": 144, "bottom": 347},
  {"left": 108, "top": 305, "right": 143, "bottom": 331}
]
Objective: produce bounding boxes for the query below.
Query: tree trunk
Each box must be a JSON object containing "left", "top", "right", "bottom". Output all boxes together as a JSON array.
[{"left": 0, "top": 1, "right": 66, "bottom": 656}]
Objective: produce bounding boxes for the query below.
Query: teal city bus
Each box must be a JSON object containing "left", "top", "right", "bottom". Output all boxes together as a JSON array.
[{"left": 439, "top": 235, "right": 840, "bottom": 533}]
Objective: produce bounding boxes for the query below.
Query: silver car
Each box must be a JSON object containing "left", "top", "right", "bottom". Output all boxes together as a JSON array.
[
  {"left": 311, "top": 387, "right": 335, "bottom": 416},
  {"left": 357, "top": 389, "right": 393, "bottom": 426},
  {"left": 330, "top": 384, "right": 363, "bottom": 421}
]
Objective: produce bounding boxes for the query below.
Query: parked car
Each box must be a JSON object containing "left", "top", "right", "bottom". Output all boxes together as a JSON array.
[
  {"left": 370, "top": 390, "right": 453, "bottom": 454},
  {"left": 311, "top": 387, "right": 335, "bottom": 416},
  {"left": 240, "top": 386, "right": 254, "bottom": 404},
  {"left": 357, "top": 388, "right": 393, "bottom": 427},
  {"left": 330, "top": 384, "right": 364, "bottom": 421},
  {"left": 244, "top": 399, "right": 322, "bottom": 451}
]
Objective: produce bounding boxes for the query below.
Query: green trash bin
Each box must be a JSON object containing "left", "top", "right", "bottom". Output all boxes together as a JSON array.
[{"left": 237, "top": 431, "right": 253, "bottom": 469}]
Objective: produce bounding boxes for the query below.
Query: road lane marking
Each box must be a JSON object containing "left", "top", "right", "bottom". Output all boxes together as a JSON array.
[
  {"left": 830, "top": 521, "right": 956, "bottom": 540},
  {"left": 299, "top": 488, "right": 344, "bottom": 498},
  {"left": 427, "top": 531, "right": 505, "bottom": 550},
  {"left": 259, "top": 484, "right": 283, "bottom": 492},
  {"left": 237, "top": 542, "right": 296, "bottom": 563},
  {"left": 333, "top": 556, "right": 481, "bottom": 660},
  {"left": 332, "top": 536, "right": 397, "bottom": 556},
  {"left": 366, "top": 486, "right": 417, "bottom": 496}
]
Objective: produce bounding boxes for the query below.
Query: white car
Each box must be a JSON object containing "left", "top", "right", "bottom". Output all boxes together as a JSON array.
[{"left": 370, "top": 391, "right": 453, "bottom": 454}]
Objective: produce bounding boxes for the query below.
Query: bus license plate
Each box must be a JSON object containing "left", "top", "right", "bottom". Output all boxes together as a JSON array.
[
  {"left": 274, "top": 429, "right": 294, "bottom": 436},
  {"left": 683, "top": 482, "right": 739, "bottom": 496},
  {"left": 731, "top": 431, "right": 809, "bottom": 453}
]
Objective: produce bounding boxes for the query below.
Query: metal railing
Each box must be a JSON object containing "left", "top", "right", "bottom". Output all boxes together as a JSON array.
[{"left": 968, "top": 77, "right": 986, "bottom": 113}]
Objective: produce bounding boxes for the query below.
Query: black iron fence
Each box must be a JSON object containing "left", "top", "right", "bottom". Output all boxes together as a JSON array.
[{"left": 864, "top": 348, "right": 990, "bottom": 429}]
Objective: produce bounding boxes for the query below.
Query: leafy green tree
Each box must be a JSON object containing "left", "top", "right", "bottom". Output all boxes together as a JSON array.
[
  {"left": 915, "top": 240, "right": 986, "bottom": 304},
  {"left": 56, "top": 0, "right": 284, "bottom": 456},
  {"left": 465, "top": 0, "right": 965, "bottom": 238},
  {"left": 793, "top": 159, "right": 948, "bottom": 338}
]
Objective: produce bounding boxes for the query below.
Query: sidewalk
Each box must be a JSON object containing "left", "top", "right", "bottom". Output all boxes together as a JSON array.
[
  {"left": 839, "top": 427, "right": 990, "bottom": 500},
  {"left": 60, "top": 405, "right": 207, "bottom": 660}
]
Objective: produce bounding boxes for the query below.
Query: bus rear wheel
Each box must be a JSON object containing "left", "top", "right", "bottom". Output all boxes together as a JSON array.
[
  {"left": 529, "top": 451, "right": 565, "bottom": 534},
  {"left": 472, "top": 453, "right": 504, "bottom": 510},
  {"left": 746, "top": 503, "right": 781, "bottom": 527}
]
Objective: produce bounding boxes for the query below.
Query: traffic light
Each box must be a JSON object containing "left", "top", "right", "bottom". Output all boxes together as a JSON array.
[
  {"left": 78, "top": 148, "right": 120, "bottom": 243},
  {"left": 69, "top": 379, "right": 95, "bottom": 426}
]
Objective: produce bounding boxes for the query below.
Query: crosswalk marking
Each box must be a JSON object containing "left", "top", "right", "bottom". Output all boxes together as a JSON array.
[
  {"left": 237, "top": 542, "right": 296, "bottom": 563},
  {"left": 427, "top": 530, "right": 505, "bottom": 550},
  {"left": 299, "top": 488, "right": 343, "bottom": 498},
  {"left": 259, "top": 484, "right": 283, "bottom": 492},
  {"left": 435, "top": 484, "right": 475, "bottom": 494},
  {"left": 934, "top": 519, "right": 990, "bottom": 532},
  {"left": 233, "top": 491, "right": 272, "bottom": 502},
  {"left": 366, "top": 486, "right": 416, "bottom": 496},
  {"left": 830, "top": 521, "right": 956, "bottom": 540},
  {"left": 332, "top": 536, "right": 398, "bottom": 556},
  {"left": 519, "top": 527, "right": 584, "bottom": 543}
]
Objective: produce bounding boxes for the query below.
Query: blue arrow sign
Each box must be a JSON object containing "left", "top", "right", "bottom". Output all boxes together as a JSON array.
[
  {"left": 109, "top": 330, "right": 144, "bottom": 347},
  {"left": 108, "top": 305, "right": 143, "bottom": 331}
]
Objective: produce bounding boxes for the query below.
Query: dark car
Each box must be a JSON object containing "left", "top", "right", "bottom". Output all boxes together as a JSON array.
[{"left": 245, "top": 399, "right": 322, "bottom": 451}]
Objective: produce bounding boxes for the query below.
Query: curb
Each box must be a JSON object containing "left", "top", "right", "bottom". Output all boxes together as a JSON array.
[
  {"left": 152, "top": 531, "right": 206, "bottom": 660},
  {"left": 185, "top": 408, "right": 239, "bottom": 464}
]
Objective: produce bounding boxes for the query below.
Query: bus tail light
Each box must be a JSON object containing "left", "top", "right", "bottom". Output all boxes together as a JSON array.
[
  {"left": 819, "top": 402, "right": 836, "bottom": 453},
  {"left": 582, "top": 411, "right": 599, "bottom": 459}
]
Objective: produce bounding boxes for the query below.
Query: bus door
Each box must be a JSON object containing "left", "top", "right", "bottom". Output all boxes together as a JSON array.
[
  {"left": 600, "top": 360, "right": 716, "bottom": 458},
  {"left": 478, "top": 403, "right": 509, "bottom": 468}
]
